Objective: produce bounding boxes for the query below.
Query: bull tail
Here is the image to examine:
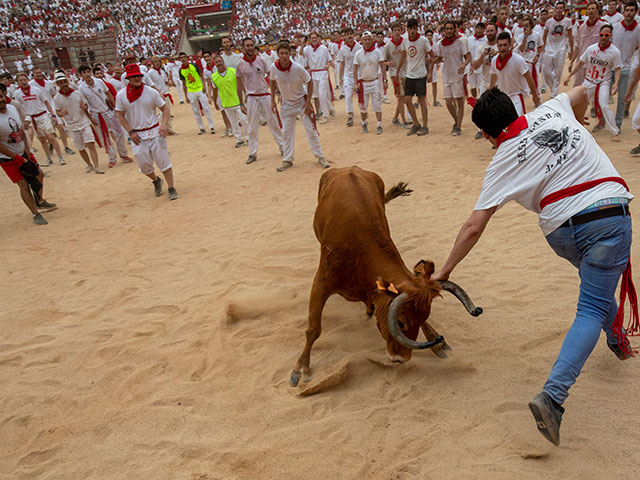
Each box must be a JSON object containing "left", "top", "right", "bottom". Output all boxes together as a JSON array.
[{"left": 384, "top": 182, "right": 413, "bottom": 203}]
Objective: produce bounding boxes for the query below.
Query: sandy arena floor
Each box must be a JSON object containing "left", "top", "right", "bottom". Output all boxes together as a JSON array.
[{"left": 1, "top": 78, "right": 639, "bottom": 479}]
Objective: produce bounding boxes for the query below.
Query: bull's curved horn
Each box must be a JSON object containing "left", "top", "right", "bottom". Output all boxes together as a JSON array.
[
  {"left": 387, "top": 293, "right": 445, "bottom": 350},
  {"left": 439, "top": 280, "right": 483, "bottom": 317}
]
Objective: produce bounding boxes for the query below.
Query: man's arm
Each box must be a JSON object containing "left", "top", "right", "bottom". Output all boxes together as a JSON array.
[
  {"left": 431, "top": 207, "right": 497, "bottom": 281},
  {"left": 158, "top": 102, "right": 169, "bottom": 137},
  {"left": 212, "top": 85, "right": 219, "bottom": 110},
  {"left": 489, "top": 73, "right": 497, "bottom": 89},
  {"left": 524, "top": 70, "right": 540, "bottom": 106},
  {"left": 563, "top": 60, "right": 584, "bottom": 85},
  {"left": 611, "top": 67, "right": 620, "bottom": 96},
  {"left": 397, "top": 50, "right": 406, "bottom": 73},
  {"left": 353, "top": 64, "right": 359, "bottom": 91},
  {"left": 626, "top": 63, "right": 640, "bottom": 103},
  {"left": 181, "top": 74, "right": 189, "bottom": 104},
  {"left": 567, "top": 29, "right": 574, "bottom": 60},
  {"left": 565, "top": 85, "right": 588, "bottom": 124}
]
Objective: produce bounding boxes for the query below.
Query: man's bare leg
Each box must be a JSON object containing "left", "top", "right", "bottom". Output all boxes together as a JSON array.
[
  {"left": 161, "top": 167, "right": 174, "bottom": 189},
  {"left": 404, "top": 96, "right": 420, "bottom": 126},
  {"left": 17, "top": 179, "right": 38, "bottom": 214},
  {"left": 418, "top": 96, "right": 428, "bottom": 127}
]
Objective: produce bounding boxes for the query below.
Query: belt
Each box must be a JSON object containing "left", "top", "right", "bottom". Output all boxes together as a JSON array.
[
  {"left": 247, "top": 93, "right": 271, "bottom": 97},
  {"left": 560, "top": 204, "right": 630, "bottom": 228},
  {"left": 362, "top": 78, "right": 379, "bottom": 82},
  {"left": 131, "top": 122, "right": 159, "bottom": 133},
  {"left": 31, "top": 111, "right": 47, "bottom": 118}
]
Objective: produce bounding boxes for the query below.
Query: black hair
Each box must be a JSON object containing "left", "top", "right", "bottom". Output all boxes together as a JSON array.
[
  {"left": 407, "top": 18, "right": 419, "bottom": 29},
  {"left": 476, "top": 22, "right": 486, "bottom": 29},
  {"left": 78, "top": 65, "right": 92, "bottom": 74},
  {"left": 624, "top": 1, "right": 638, "bottom": 10},
  {"left": 242, "top": 37, "right": 254, "bottom": 45},
  {"left": 472, "top": 87, "right": 519, "bottom": 138},
  {"left": 92, "top": 65, "right": 103, "bottom": 74},
  {"left": 600, "top": 23, "right": 613, "bottom": 32},
  {"left": 497, "top": 31, "right": 511, "bottom": 42},
  {"left": 179, "top": 51, "right": 187, "bottom": 56}
]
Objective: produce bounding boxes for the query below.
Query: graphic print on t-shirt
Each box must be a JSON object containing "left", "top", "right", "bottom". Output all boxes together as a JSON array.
[
  {"left": 552, "top": 25, "right": 565, "bottom": 35},
  {"left": 407, "top": 45, "right": 417, "bottom": 58},
  {"left": 8, "top": 117, "right": 21, "bottom": 144},
  {"left": 532, "top": 127, "right": 570, "bottom": 154}
]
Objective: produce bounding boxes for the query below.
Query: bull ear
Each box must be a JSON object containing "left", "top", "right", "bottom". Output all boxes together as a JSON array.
[
  {"left": 414, "top": 260, "right": 435, "bottom": 277},
  {"left": 376, "top": 277, "right": 399, "bottom": 295}
]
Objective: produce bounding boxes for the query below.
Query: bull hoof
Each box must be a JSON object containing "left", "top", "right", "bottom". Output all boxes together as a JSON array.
[
  {"left": 290, "top": 370, "right": 301, "bottom": 387},
  {"left": 431, "top": 341, "right": 452, "bottom": 359}
]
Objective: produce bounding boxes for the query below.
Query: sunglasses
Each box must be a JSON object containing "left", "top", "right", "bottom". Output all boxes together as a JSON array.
[{"left": 600, "top": 32, "right": 611, "bottom": 38}]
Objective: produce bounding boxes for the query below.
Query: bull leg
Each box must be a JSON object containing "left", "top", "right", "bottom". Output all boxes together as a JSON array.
[
  {"left": 291, "top": 279, "right": 331, "bottom": 387},
  {"left": 421, "top": 323, "right": 452, "bottom": 359},
  {"left": 365, "top": 303, "right": 374, "bottom": 317}
]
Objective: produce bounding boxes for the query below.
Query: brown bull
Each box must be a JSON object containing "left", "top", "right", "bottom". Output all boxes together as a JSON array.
[{"left": 290, "top": 166, "right": 481, "bottom": 387}]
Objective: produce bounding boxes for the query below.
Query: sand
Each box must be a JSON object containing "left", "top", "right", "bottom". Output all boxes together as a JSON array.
[{"left": 1, "top": 81, "right": 639, "bottom": 479}]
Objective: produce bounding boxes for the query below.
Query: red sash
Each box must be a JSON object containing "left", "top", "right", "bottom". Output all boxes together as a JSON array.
[
  {"left": 593, "top": 83, "right": 604, "bottom": 122},
  {"left": 97, "top": 113, "right": 110, "bottom": 153},
  {"left": 357, "top": 79, "right": 365, "bottom": 111},
  {"left": 163, "top": 93, "right": 174, "bottom": 105}
]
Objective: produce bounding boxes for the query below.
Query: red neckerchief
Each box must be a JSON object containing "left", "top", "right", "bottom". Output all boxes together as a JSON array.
[
  {"left": 180, "top": 63, "right": 190, "bottom": 70},
  {"left": 539, "top": 22, "right": 545, "bottom": 27},
  {"left": 391, "top": 36, "right": 403, "bottom": 46},
  {"left": 495, "top": 51, "right": 513, "bottom": 71},
  {"left": 408, "top": 33, "right": 421, "bottom": 42},
  {"left": 496, "top": 21, "right": 506, "bottom": 30},
  {"left": 154, "top": 67, "right": 163, "bottom": 74},
  {"left": 599, "top": 42, "right": 611, "bottom": 51},
  {"left": 474, "top": 33, "right": 484, "bottom": 40},
  {"left": 496, "top": 116, "right": 528, "bottom": 147},
  {"left": 311, "top": 43, "right": 321, "bottom": 51},
  {"left": 34, "top": 78, "right": 45, "bottom": 87},
  {"left": 274, "top": 60, "right": 291, "bottom": 72},
  {"left": 377, "top": 41, "right": 385, "bottom": 48},
  {"left": 59, "top": 88, "right": 75, "bottom": 97},
  {"left": 243, "top": 54, "right": 257, "bottom": 65},
  {"left": 364, "top": 44, "right": 376, "bottom": 53},
  {"left": 441, "top": 35, "right": 458, "bottom": 47},
  {"left": 337, "top": 39, "right": 343, "bottom": 48},
  {"left": 623, "top": 20, "right": 638, "bottom": 31},
  {"left": 346, "top": 41, "right": 356, "bottom": 51},
  {"left": 19, "top": 85, "right": 31, "bottom": 96},
  {"left": 586, "top": 18, "right": 598, "bottom": 27},
  {"left": 553, "top": 15, "right": 564, "bottom": 21},
  {"left": 6, "top": 97, "right": 10, "bottom": 104},
  {"left": 126, "top": 83, "right": 144, "bottom": 103}
]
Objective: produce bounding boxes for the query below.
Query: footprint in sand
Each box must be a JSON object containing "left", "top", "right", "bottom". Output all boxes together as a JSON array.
[{"left": 124, "top": 305, "right": 181, "bottom": 315}]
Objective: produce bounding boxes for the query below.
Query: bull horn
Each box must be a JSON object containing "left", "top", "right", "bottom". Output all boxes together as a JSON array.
[
  {"left": 438, "top": 280, "right": 483, "bottom": 317},
  {"left": 387, "top": 293, "right": 445, "bottom": 350}
]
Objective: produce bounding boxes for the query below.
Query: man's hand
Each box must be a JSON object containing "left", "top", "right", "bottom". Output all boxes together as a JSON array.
[
  {"left": 612, "top": 83, "right": 618, "bottom": 96},
  {"left": 214, "top": 103, "right": 219, "bottom": 111},
  {"left": 568, "top": 62, "right": 573, "bottom": 73},
  {"left": 159, "top": 125, "right": 169, "bottom": 138},
  {"left": 563, "top": 78, "right": 570, "bottom": 86},
  {"left": 207, "top": 97, "right": 212, "bottom": 105},
  {"left": 430, "top": 270, "right": 449, "bottom": 282},
  {"left": 304, "top": 101, "right": 313, "bottom": 115},
  {"left": 130, "top": 132, "right": 141, "bottom": 145},
  {"left": 185, "top": 97, "right": 191, "bottom": 104},
  {"left": 533, "top": 91, "right": 541, "bottom": 107},
  {"left": 271, "top": 99, "right": 277, "bottom": 112},
  {"left": 458, "top": 65, "right": 465, "bottom": 74},
  {"left": 240, "top": 105, "right": 247, "bottom": 115}
]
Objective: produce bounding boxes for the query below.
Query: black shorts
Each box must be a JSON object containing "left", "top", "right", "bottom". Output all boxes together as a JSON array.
[{"left": 404, "top": 77, "right": 427, "bottom": 97}]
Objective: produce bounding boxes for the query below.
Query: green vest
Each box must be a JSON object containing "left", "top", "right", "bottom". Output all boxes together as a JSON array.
[
  {"left": 211, "top": 68, "right": 240, "bottom": 108},
  {"left": 180, "top": 64, "right": 203, "bottom": 92}
]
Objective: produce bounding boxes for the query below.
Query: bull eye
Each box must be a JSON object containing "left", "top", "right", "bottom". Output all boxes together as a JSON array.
[{"left": 398, "top": 320, "right": 407, "bottom": 331}]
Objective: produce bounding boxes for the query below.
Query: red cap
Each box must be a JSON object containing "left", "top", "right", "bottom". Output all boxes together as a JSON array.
[{"left": 125, "top": 64, "right": 143, "bottom": 79}]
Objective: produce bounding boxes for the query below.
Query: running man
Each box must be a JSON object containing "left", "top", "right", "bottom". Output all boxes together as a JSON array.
[
  {"left": 542, "top": 1, "right": 574, "bottom": 98},
  {"left": 179, "top": 51, "right": 215, "bottom": 135}
]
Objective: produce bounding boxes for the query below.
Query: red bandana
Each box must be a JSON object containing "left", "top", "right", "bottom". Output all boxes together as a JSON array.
[
  {"left": 474, "top": 34, "right": 484, "bottom": 40},
  {"left": 623, "top": 20, "right": 638, "bottom": 31},
  {"left": 364, "top": 44, "right": 376, "bottom": 53},
  {"left": 496, "top": 116, "right": 528, "bottom": 147},
  {"left": 599, "top": 42, "right": 611, "bottom": 51},
  {"left": 496, "top": 21, "right": 506, "bottom": 30},
  {"left": 553, "top": 15, "right": 564, "bottom": 21},
  {"left": 586, "top": 18, "right": 598, "bottom": 27},
  {"left": 495, "top": 52, "right": 512, "bottom": 71},
  {"left": 34, "top": 78, "right": 45, "bottom": 87},
  {"left": 346, "top": 41, "right": 357, "bottom": 51},
  {"left": 19, "top": 85, "right": 31, "bottom": 96},
  {"left": 441, "top": 35, "right": 459, "bottom": 47},
  {"left": 180, "top": 64, "right": 190, "bottom": 71},
  {"left": 242, "top": 54, "right": 257, "bottom": 65},
  {"left": 274, "top": 60, "right": 291, "bottom": 72},
  {"left": 312, "top": 43, "right": 321, "bottom": 51},
  {"left": 59, "top": 88, "right": 75, "bottom": 97},
  {"left": 126, "top": 84, "right": 144, "bottom": 103},
  {"left": 391, "top": 36, "right": 403, "bottom": 47},
  {"left": 337, "top": 39, "right": 343, "bottom": 48}
]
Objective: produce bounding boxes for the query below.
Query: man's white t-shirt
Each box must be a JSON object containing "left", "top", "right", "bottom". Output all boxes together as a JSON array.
[
  {"left": 268, "top": 62, "right": 309, "bottom": 103},
  {"left": 221, "top": 52, "right": 242, "bottom": 69},
  {"left": 518, "top": 32, "right": 543, "bottom": 63},
  {"left": 13, "top": 85, "right": 49, "bottom": 116},
  {"left": 433, "top": 37, "right": 469, "bottom": 85},
  {"left": 0, "top": 104, "right": 25, "bottom": 158},
  {"left": 490, "top": 52, "right": 531, "bottom": 96},
  {"left": 580, "top": 43, "right": 622, "bottom": 85},
  {"left": 612, "top": 22, "right": 640, "bottom": 72},
  {"left": 53, "top": 90, "right": 91, "bottom": 131},
  {"left": 79, "top": 78, "right": 110, "bottom": 114},
  {"left": 303, "top": 44, "right": 332, "bottom": 72},
  {"left": 603, "top": 11, "right": 624, "bottom": 26},
  {"left": 403, "top": 34, "right": 431, "bottom": 79},
  {"left": 544, "top": 16, "right": 573, "bottom": 54},
  {"left": 338, "top": 43, "right": 363, "bottom": 77},
  {"left": 467, "top": 34, "right": 486, "bottom": 62},
  {"left": 353, "top": 48, "right": 383, "bottom": 81},
  {"left": 383, "top": 38, "right": 407, "bottom": 77},
  {"left": 147, "top": 67, "right": 170, "bottom": 95},
  {"left": 475, "top": 93, "right": 633, "bottom": 235},
  {"left": 115, "top": 86, "right": 165, "bottom": 140}
]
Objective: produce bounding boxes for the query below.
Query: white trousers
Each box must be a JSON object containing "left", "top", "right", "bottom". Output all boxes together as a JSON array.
[
  {"left": 172, "top": 75, "right": 185, "bottom": 102},
  {"left": 343, "top": 75, "right": 355, "bottom": 115},
  {"left": 585, "top": 81, "right": 619, "bottom": 135},
  {"left": 359, "top": 80, "right": 382, "bottom": 113},
  {"left": 311, "top": 70, "right": 332, "bottom": 117},
  {"left": 188, "top": 90, "right": 214, "bottom": 130},
  {"left": 334, "top": 63, "right": 344, "bottom": 96},
  {"left": 281, "top": 98, "right": 323, "bottom": 163},
  {"left": 542, "top": 51, "right": 565, "bottom": 97},
  {"left": 509, "top": 93, "right": 527, "bottom": 116},
  {"left": 246, "top": 95, "right": 283, "bottom": 157},
  {"left": 94, "top": 110, "right": 128, "bottom": 162},
  {"left": 224, "top": 105, "right": 248, "bottom": 142}
]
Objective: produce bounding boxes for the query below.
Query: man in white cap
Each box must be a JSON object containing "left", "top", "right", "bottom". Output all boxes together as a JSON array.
[
  {"left": 353, "top": 31, "right": 386, "bottom": 134},
  {"left": 53, "top": 72, "right": 104, "bottom": 174}
]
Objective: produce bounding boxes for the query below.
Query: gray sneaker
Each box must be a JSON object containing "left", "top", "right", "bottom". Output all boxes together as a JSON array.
[
  {"left": 417, "top": 127, "right": 429, "bottom": 136},
  {"left": 318, "top": 157, "right": 330, "bottom": 169},
  {"left": 246, "top": 154, "right": 257, "bottom": 165},
  {"left": 607, "top": 336, "right": 633, "bottom": 360},
  {"left": 631, "top": 144, "right": 640, "bottom": 155},
  {"left": 153, "top": 177, "right": 163, "bottom": 196},
  {"left": 33, "top": 213, "right": 48, "bottom": 225},
  {"left": 43, "top": 157, "right": 53, "bottom": 167},
  {"left": 474, "top": 130, "right": 484, "bottom": 140},
  {"left": 346, "top": 116, "right": 354, "bottom": 127},
  {"left": 235, "top": 140, "right": 245, "bottom": 148},
  {"left": 37, "top": 200, "right": 57, "bottom": 211},
  {"left": 58, "top": 157, "right": 66, "bottom": 165},
  {"left": 362, "top": 123, "right": 368, "bottom": 134},
  {"left": 168, "top": 187, "right": 178, "bottom": 200},
  {"left": 210, "top": 127, "right": 216, "bottom": 134},
  {"left": 528, "top": 391, "right": 564, "bottom": 446},
  {"left": 64, "top": 147, "right": 75, "bottom": 155},
  {"left": 276, "top": 161, "right": 293, "bottom": 172},
  {"left": 376, "top": 125, "right": 383, "bottom": 135},
  {"left": 198, "top": 128, "right": 206, "bottom": 135},
  {"left": 433, "top": 101, "right": 442, "bottom": 107},
  {"left": 452, "top": 126, "right": 461, "bottom": 137},
  {"left": 407, "top": 124, "right": 421, "bottom": 136}
]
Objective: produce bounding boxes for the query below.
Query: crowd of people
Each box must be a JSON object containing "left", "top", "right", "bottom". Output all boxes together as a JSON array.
[{"left": 1, "top": 0, "right": 639, "bottom": 454}]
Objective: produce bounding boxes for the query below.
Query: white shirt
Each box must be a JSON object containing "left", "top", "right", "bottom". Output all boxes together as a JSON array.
[
  {"left": 383, "top": 38, "right": 407, "bottom": 77},
  {"left": 612, "top": 21, "right": 640, "bottom": 72},
  {"left": 475, "top": 93, "right": 632, "bottom": 235},
  {"left": 580, "top": 43, "right": 622, "bottom": 85},
  {"left": 221, "top": 52, "right": 242, "bottom": 69},
  {"left": 0, "top": 104, "right": 25, "bottom": 159},
  {"left": 53, "top": 90, "right": 91, "bottom": 131},
  {"left": 147, "top": 67, "right": 170, "bottom": 95},
  {"left": 268, "top": 61, "right": 309, "bottom": 103},
  {"left": 603, "top": 12, "right": 624, "bottom": 26},
  {"left": 477, "top": 43, "right": 499, "bottom": 83},
  {"left": 109, "top": 77, "right": 124, "bottom": 92},
  {"left": 115, "top": 86, "right": 165, "bottom": 140},
  {"left": 236, "top": 55, "right": 270, "bottom": 95},
  {"left": 467, "top": 35, "right": 486, "bottom": 62},
  {"left": 13, "top": 85, "right": 49, "bottom": 116},
  {"left": 512, "top": 24, "right": 525, "bottom": 45},
  {"left": 353, "top": 48, "right": 383, "bottom": 81},
  {"left": 403, "top": 34, "right": 431, "bottom": 79},
  {"left": 490, "top": 52, "right": 530, "bottom": 96},
  {"left": 338, "top": 42, "right": 363, "bottom": 77},
  {"left": 518, "top": 32, "right": 543, "bottom": 63},
  {"left": 545, "top": 17, "right": 573, "bottom": 54},
  {"left": 261, "top": 50, "right": 277, "bottom": 69},
  {"left": 433, "top": 37, "right": 469, "bottom": 84},
  {"left": 303, "top": 44, "right": 332, "bottom": 72},
  {"left": 78, "top": 78, "right": 110, "bottom": 114},
  {"left": 533, "top": 23, "right": 546, "bottom": 38}
]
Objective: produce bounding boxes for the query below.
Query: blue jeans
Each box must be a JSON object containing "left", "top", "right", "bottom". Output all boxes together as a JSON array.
[
  {"left": 543, "top": 211, "right": 632, "bottom": 405},
  {"left": 615, "top": 70, "right": 631, "bottom": 128}
]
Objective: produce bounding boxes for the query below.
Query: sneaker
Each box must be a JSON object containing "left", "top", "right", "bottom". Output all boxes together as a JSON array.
[
  {"left": 121, "top": 156, "right": 134, "bottom": 163},
  {"left": 64, "top": 147, "right": 75, "bottom": 155},
  {"left": 235, "top": 140, "right": 245, "bottom": 148},
  {"left": 198, "top": 128, "right": 206, "bottom": 135},
  {"left": 226, "top": 128, "right": 233, "bottom": 137},
  {"left": 58, "top": 157, "right": 66, "bottom": 165},
  {"left": 607, "top": 337, "right": 633, "bottom": 360},
  {"left": 319, "top": 116, "right": 328, "bottom": 124},
  {"left": 383, "top": 97, "right": 391, "bottom": 104},
  {"left": 339, "top": 94, "right": 345, "bottom": 99},
  {"left": 433, "top": 101, "right": 442, "bottom": 107},
  {"left": 528, "top": 392, "right": 564, "bottom": 446},
  {"left": 541, "top": 87, "right": 547, "bottom": 94},
  {"left": 475, "top": 130, "right": 484, "bottom": 140},
  {"left": 33, "top": 213, "right": 48, "bottom": 225},
  {"left": 85, "top": 165, "right": 94, "bottom": 173},
  {"left": 37, "top": 200, "right": 57, "bottom": 211},
  {"left": 631, "top": 144, "right": 640, "bottom": 155},
  {"left": 260, "top": 119, "right": 267, "bottom": 126},
  {"left": 376, "top": 125, "right": 383, "bottom": 135},
  {"left": 94, "top": 168, "right": 105, "bottom": 174},
  {"left": 401, "top": 122, "right": 410, "bottom": 129},
  {"left": 391, "top": 119, "right": 402, "bottom": 127},
  {"left": 153, "top": 177, "right": 163, "bottom": 196},
  {"left": 43, "top": 157, "right": 53, "bottom": 167},
  {"left": 318, "top": 156, "right": 330, "bottom": 169},
  {"left": 407, "top": 125, "right": 421, "bottom": 136},
  {"left": 329, "top": 110, "right": 336, "bottom": 119},
  {"left": 210, "top": 127, "right": 216, "bottom": 134},
  {"left": 168, "top": 187, "right": 178, "bottom": 200},
  {"left": 362, "top": 123, "right": 368, "bottom": 134},
  {"left": 452, "top": 126, "right": 461, "bottom": 137},
  {"left": 108, "top": 161, "right": 116, "bottom": 168},
  {"left": 417, "top": 127, "right": 429, "bottom": 136},
  {"left": 246, "top": 154, "right": 257, "bottom": 165},
  {"left": 179, "top": 100, "right": 185, "bottom": 104},
  {"left": 276, "top": 160, "right": 293, "bottom": 172},
  {"left": 592, "top": 124, "right": 604, "bottom": 132},
  {"left": 346, "top": 116, "right": 354, "bottom": 127}
]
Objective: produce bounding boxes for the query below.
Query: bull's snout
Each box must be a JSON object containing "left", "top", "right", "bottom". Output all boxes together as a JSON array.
[{"left": 386, "top": 342, "right": 412, "bottom": 363}]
